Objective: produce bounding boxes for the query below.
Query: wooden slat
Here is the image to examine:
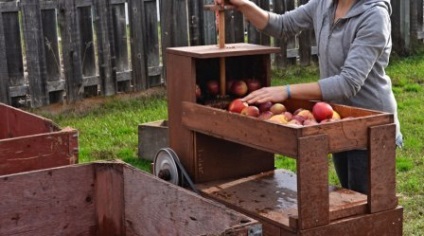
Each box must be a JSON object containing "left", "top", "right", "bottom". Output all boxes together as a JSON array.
[
  {"left": 93, "top": 0, "right": 116, "bottom": 96},
  {"left": 123, "top": 163, "right": 260, "bottom": 235},
  {"left": 143, "top": 0, "right": 162, "bottom": 86},
  {"left": 58, "top": 0, "right": 84, "bottom": 102},
  {"left": 116, "top": 70, "right": 132, "bottom": 82},
  {"left": 272, "top": 0, "right": 287, "bottom": 68},
  {"left": 9, "top": 85, "right": 29, "bottom": 97},
  {"left": 0, "top": 1, "right": 20, "bottom": 12},
  {"left": 0, "top": 129, "right": 78, "bottom": 175},
  {"left": 248, "top": 0, "right": 270, "bottom": 46},
  {"left": 0, "top": 164, "right": 97, "bottom": 236},
  {"left": 368, "top": 124, "right": 398, "bottom": 213},
  {"left": 182, "top": 101, "right": 300, "bottom": 157},
  {"left": 0, "top": 12, "right": 10, "bottom": 104},
  {"left": 111, "top": 3, "right": 129, "bottom": 73},
  {"left": 94, "top": 163, "right": 125, "bottom": 236},
  {"left": 21, "top": 0, "right": 49, "bottom": 107},
  {"left": 40, "top": 1, "right": 57, "bottom": 10},
  {"left": 298, "top": 0, "right": 312, "bottom": 66},
  {"left": 78, "top": 6, "right": 97, "bottom": 77},
  {"left": 300, "top": 207, "right": 403, "bottom": 236},
  {"left": 201, "top": 0, "right": 217, "bottom": 45},
  {"left": 75, "top": 0, "right": 92, "bottom": 7},
  {"left": 42, "top": 9, "right": 61, "bottom": 83},
  {"left": 128, "top": 0, "right": 148, "bottom": 90},
  {"left": 297, "top": 134, "right": 329, "bottom": 229},
  {"left": 225, "top": 7, "right": 244, "bottom": 44},
  {"left": 47, "top": 79, "right": 66, "bottom": 92},
  {"left": 167, "top": 43, "right": 280, "bottom": 59}
]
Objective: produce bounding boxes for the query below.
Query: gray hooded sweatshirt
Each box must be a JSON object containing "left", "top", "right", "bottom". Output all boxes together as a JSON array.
[{"left": 263, "top": 0, "right": 402, "bottom": 144}]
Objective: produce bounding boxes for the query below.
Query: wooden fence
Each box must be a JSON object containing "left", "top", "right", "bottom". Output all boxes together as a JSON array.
[{"left": 0, "top": 0, "right": 422, "bottom": 107}]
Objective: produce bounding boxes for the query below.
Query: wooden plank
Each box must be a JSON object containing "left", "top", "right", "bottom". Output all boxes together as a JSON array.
[
  {"left": 2, "top": 11, "right": 25, "bottom": 87},
  {"left": 40, "top": 1, "right": 57, "bottom": 10},
  {"left": 188, "top": 0, "right": 202, "bottom": 46},
  {"left": 123, "top": 163, "right": 260, "bottom": 235},
  {"left": 166, "top": 43, "right": 280, "bottom": 59},
  {"left": 390, "top": 0, "right": 410, "bottom": 55},
  {"left": 144, "top": 0, "right": 162, "bottom": 86},
  {"left": 78, "top": 6, "right": 97, "bottom": 77},
  {"left": 368, "top": 124, "right": 398, "bottom": 213},
  {"left": 160, "top": 0, "right": 189, "bottom": 83},
  {"left": 128, "top": 0, "right": 148, "bottom": 90},
  {"left": 94, "top": 163, "right": 125, "bottom": 236},
  {"left": 9, "top": 85, "right": 29, "bottom": 97},
  {"left": 0, "top": 164, "right": 97, "bottom": 236},
  {"left": 42, "top": 9, "right": 61, "bottom": 83},
  {"left": 0, "top": 129, "right": 78, "bottom": 175},
  {"left": 0, "top": 1, "right": 20, "bottom": 12},
  {"left": 93, "top": 0, "right": 117, "bottom": 96},
  {"left": 0, "top": 12, "right": 11, "bottom": 104},
  {"left": 75, "top": 0, "right": 92, "bottom": 7},
  {"left": 182, "top": 101, "right": 299, "bottom": 157},
  {"left": 116, "top": 70, "right": 132, "bottom": 82},
  {"left": 297, "top": 134, "right": 329, "bottom": 229},
  {"left": 201, "top": 0, "right": 217, "bottom": 45},
  {"left": 298, "top": 0, "right": 311, "bottom": 66},
  {"left": 300, "top": 207, "right": 403, "bottom": 236},
  {"left": 272, "top": 0, "right": 287, "bottom": 68},
  {"left": 46, "top": 79, "right": 66, "bottom": 92},
  {"left": 58, "top": 0, "right": 84, "bottom": 102},
  {"left": 21, "top": 0, "right": 49, "bottom": 107},
  {"left": 111, "top": 3, "right": 129, "bottom": 72},
  {"left": 166, "top": 53, "right": 196, "bottom": 178},
  {"left": 225, "top": 7, "right": 244, "bottom": 44},
  {"left": 248, "top": 0, "right": 270, "bottom": 46},
  {"left": 197, "top": 169, "right": 368, "bottom": 232}
]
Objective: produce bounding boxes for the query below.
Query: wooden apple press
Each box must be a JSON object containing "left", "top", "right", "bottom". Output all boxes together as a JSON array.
[{"left": 204, "top": 1, "right": 235, "bottom": 100}]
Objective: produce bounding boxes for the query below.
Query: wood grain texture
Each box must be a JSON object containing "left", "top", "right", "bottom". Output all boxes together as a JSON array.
[
  {"left": 0, "top": 164, "right": 97, "bottom": 236},
  {"left": 368, "top": 124, "right": 398, "bottom": 213},
  {"left": 123, "top": 164, "right": 260, "bottom": 235},
  {"left": 297, "top": 134, "right": 329, "bottom": 229},
  {"left": 0, "top": 11, "right": 10, "bottom": 104}
]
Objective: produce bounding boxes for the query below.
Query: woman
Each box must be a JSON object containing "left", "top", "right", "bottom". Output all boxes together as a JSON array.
[{"left": 216, "top": 0, "right": 403, "bottom": 194}]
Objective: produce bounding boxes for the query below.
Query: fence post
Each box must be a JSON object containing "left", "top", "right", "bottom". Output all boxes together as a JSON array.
[
  {"left": 21, "top": 0, "right": 49, "bottom": 107},
  {"left": 58, "top": 0, "right": 84, "bottom": 103},
  {"left": 247, "top": 0, "right": 270, "bottom": 46},
  {"left": 298, "top": 0, "right": 311, "bottom": 66},
  {"left": 143, "top": 0, "right": 162, "bottom": 87},
  {"left": 0, "top": 10, "right": 10, "bottom": 104},
  {"left": 93, "top": 0, "right": 117, "bottom": 96},
  {"left": 410, "top": 0, "right": 424, "bottom": 51},
  {"left": 160, "top": 0, "right": 189, "bottom": 84},
  {"left": 225, "top": 7, "right": 244, "bottom": 43},
  {"left": 391, "top": 0, "right": 410, "bottom": 55}
]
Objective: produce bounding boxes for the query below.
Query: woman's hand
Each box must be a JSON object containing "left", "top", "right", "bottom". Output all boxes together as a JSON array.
[{"left": 242, "top": 86, "right": 288, "bottom": 104}]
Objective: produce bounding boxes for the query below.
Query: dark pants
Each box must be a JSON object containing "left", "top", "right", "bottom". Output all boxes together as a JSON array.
[{"left": 332, "top": 150, "right": 369, "bottom": 194}]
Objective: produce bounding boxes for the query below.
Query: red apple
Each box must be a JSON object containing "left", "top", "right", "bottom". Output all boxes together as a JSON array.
[
  {"left": 287, "top": 119, "right": 303, "bottom": 127},
  {"left": 258, "top": 111, "right": 274, "bottom": 120},
  {"left": 258, "top": 101, "right": 273, "bottom": 112},
  {"left": 312, "top": 102, "right": 334, "bottom": 122},
  {"left": 283, "top": 111, "right": 293, "bottom": 121},
  {"left": 246, "top": 78, "right": 262, "bottom": 93},
  {"left": 241, "top": 106, "right": 260, "bottom": 117},
  {"left": 292, "top": 115, "right": 307, "bottom": 124},
  {"left": 293, "top": 108, "right": 304, "bottom": 116},
  {"left": 228, "top": 98, "right": 248, "bottom": 113},
  {"left": 231, "top": 80, "right": 248, "bottom": 97},
  {"left": 195, "top": 84, "right": 202, "bottom": 99},
  {"left": 226, "top": 80, "right": 234, "bottom": 93},
  {"left": 207, "top": 80, "right": 219, "bottom": 95},
  {"left": 270, "top": 103, "right": 287, "bottom": 115},
  {"left": 297, "top": 109, "right": 315, "bottom": 121},
  {"left": 267, "top": 114, "right": 289, "bottom": 125}
]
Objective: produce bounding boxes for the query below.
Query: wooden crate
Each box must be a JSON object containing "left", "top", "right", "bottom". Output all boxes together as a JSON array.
[
  {"left": 0, "top": 103, "right": 78, "bottom": 175},
  {"left": 166, "top": 43, "right": 403, "bottom": 235},
  {"left": 138, "top": 120, "right": 169, "bottom": 161},
  {"left": 0, "top": 162, "right": 261, "bottom": 236}
]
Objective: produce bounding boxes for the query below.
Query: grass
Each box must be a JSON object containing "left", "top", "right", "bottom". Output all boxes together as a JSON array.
[{"left": 31, "top": 55, "right": 424, "bottom": 235}]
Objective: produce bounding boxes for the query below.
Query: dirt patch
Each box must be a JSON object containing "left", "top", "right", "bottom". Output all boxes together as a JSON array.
[{"left": 34, "top": 86, "right": 167, "bottom": 116}]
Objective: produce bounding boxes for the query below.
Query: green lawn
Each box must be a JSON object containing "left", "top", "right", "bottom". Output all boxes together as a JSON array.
[{"left": 32, "top": 54, "right": 424, "bottom": 235}]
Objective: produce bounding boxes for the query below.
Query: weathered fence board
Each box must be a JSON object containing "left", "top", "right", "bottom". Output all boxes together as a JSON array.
[{"left": 0, "top": 0, "right": 422, "bottom": 107}]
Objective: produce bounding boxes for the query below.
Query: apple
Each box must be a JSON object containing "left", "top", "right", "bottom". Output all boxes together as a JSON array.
[
  {"left": 267, "top": 114, "right": 289, "bottom": 125},
  {"left": 270, "top": 103, "right": 286, "bottom": 114},
  {"left": 283, "top": 111, "right": 293, "bottom": 121},
  {"left": 258, "top": 101, "right": 273, "bottom": 113},
  {"left": 195, "top": 84, "right": 202, "bottom": 99},
  {"left": 312, "top": 102, "right": 334, "bottom": 122},
  {"left": 287, "top": 119, "right": 303, "bottom": 127},
  {"left": 228, "top": 98, "right": 248, "bottom": 113},
  {"left": 296, "top": 109, "right": 315, "bottom": 121},
  {"left": 241, "top": 106, "right": 260, "bottom": 117},
  {"left": 231, "top": 80, "right": 248, "bottom": 97},
  {"left": 226, "top": 80, "right": 234, "bottom": 94},
  {"left": 332, "top": 110, "right": 341, "bottom": 120},
  {"left": 303, "top": 119, "right": 319, "bottom": 126},
  {"left": 293, "top": 108, "right": 304, "bottom": 116},
  {"left": 292, "top": 115, "right": 307, "bottom": 124},
  {"left": 206, "top": 80, "right": 220, "bottom": 95},
  {"left": 246, "top": 78, "right": 262, "bottom": 93},
  {"left": 258, "top": 111, "right": 274, "bottom": 120}
]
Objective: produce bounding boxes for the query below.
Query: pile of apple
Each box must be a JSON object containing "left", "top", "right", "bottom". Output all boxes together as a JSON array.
[
  {"left": 228, "top": 98, "right": 345, "bottom": 127},
  {"left": 196, "top": 78, "right": 261, "bottom": 100}
]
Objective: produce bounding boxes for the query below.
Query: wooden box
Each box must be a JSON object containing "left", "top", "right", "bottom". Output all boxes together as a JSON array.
[
  {"left": 138, "top": 120, "right": 169, "bottom": 161},
  {"left": 0, "top": 162, "right": 261, "bottom": 236},
  {"left": 166, "top": 43, "right": 403, "bottom": 235},
  {"left": 0, "top": 103, "right": 78, "bottom": 175}
]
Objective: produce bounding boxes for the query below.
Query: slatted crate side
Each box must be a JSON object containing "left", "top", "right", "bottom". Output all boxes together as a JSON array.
[
  {"left": 122, "top": 163, "right": 260, "bottom": 235},
  {"left": 0, "top": 164, "right": 97, "bottom": 236}
]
